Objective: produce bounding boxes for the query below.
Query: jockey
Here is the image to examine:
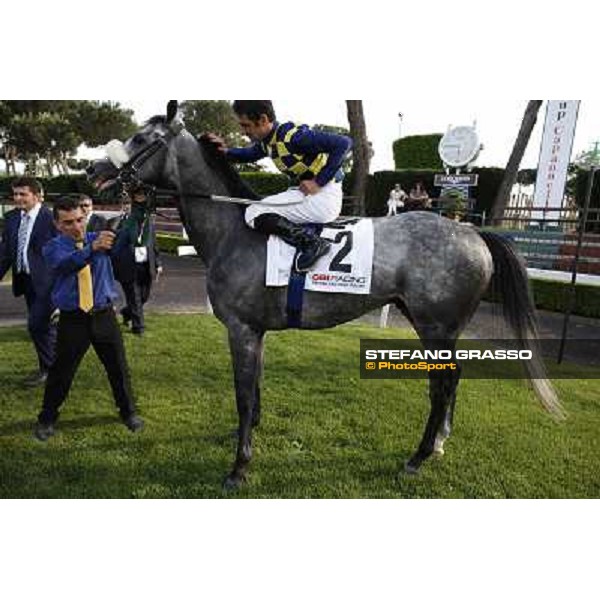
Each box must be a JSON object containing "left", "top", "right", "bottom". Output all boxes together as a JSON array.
[{"left": 206, "top": 100, "right": 352, "bottom": 272}]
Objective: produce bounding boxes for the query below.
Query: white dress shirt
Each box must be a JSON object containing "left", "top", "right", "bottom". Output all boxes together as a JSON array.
[{"left": 20, "top": 202, "right": 42, "bottom": 274}]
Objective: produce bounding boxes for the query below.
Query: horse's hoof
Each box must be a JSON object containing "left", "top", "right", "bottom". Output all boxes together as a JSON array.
[
  {"left": 222, "top": 473, "right": 246, "bottom": 493},
  {"left": 433, "top": 437, "right": 446, "bottom": 456},
  {"left": 404, "top": 460, "right": 420, "bottom": 476}
]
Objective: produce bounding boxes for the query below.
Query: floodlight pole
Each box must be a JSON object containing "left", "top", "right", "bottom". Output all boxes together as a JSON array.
[{"left": 557, "top": 165, "right": 597, "bottom": 363}]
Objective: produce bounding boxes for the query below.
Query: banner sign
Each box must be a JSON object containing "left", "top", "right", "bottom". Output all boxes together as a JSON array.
[{"left": 533, "top": 100, "right": 580, "bottom": 213}]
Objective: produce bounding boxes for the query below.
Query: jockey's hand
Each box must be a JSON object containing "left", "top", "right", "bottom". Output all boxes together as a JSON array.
[
  {"left": 299, "top": 180, "right": 321, "bottom": 196},
  {"left": 202, "top": 133, "right": 228, "bottom": 154}
]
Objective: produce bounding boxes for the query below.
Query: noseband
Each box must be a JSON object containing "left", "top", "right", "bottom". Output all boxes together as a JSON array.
[{"left": 112, "top": 119, "right": 184, "bottom": 197}]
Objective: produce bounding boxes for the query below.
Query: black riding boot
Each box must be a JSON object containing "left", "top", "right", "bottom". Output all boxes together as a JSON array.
[{"left": 254, "top": 213, "right": 330, "bottom": 272}]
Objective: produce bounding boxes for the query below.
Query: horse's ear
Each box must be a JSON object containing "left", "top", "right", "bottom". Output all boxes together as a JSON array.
[{"left": 166, "top": 100, "right": 178, "bottom": 123}]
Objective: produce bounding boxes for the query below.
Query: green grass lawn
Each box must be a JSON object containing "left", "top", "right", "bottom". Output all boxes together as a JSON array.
[{"left": 0, "top": 314, "right": 599, "bottom": 498}]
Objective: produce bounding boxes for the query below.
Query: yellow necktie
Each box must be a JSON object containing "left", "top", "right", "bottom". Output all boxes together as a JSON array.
[{"left": 76, "top": 242, "right": 94, "bottom": 312}]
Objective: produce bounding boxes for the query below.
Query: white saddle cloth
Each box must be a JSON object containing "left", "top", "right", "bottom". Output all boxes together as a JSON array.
[{"left": 266, "top": 219, "right": 374, "bottom": 295}]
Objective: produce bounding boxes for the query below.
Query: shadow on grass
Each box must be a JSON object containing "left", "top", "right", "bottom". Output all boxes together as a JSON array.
[{"left": 0, "top": 414, "right": 119, "bottom": 437}]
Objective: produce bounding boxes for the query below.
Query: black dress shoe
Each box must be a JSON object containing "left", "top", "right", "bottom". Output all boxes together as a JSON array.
[
  {"left": 122, "top": 414, "right": 144, "bottom": 433},
  {"left": 23, "top": 370, "right": 48, "bottom": 388},
  {"left": 34, "top": 422, "right": 55, "bottom": 442},
  {"left": 131, "top": 328, "right": 144, "bottom": 336}
]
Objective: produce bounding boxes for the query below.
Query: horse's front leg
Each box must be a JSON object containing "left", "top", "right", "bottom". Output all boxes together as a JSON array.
[{"left": 223, "top": 323, "right": 264, "bottom": 491}]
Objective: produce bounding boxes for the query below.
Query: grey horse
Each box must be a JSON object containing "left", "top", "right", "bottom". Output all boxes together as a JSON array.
[{"left": 88, "top": 102, "right": 563, "bottom": 490}]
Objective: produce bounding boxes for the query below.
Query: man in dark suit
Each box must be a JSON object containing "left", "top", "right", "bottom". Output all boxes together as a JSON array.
[
  {"left": 79, "top": 194, "right": 108, "bottom": 233},
  {"left": 0, "top": 177, "right": 58, "bottom": 385},
  {"left": 112, "top": 191, "right": 162, "bottom": 336}
]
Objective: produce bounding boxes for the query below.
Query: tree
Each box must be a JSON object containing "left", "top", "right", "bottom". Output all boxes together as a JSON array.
[
  {"left": 180, "top": 100, "right": 245, "bottom": 146},
  {"left": 76, "top": 101, "right": 137, "bottom": 148},
  {"left": 490, "top": 100, "right": 543, "bottom": 223},
  {"left": 346, "top": 100, "right": 371, "bottom": 215},
  {"left": 0, "top": 101, "right": 18, "bottom": 175},
  {"left": 0, "top": 101, "right": 137, "bottom": 176}
]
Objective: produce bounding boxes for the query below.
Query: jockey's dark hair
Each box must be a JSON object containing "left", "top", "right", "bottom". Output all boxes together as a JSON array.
[
  {"left": 232, "top": 101, "right": 276, "bottom": 123},
  {"left": 52, "top": 196, "right": 80, "bottom": 220},
  {"left": 12, "top": 176, "right": 43, "bottom": 196}
]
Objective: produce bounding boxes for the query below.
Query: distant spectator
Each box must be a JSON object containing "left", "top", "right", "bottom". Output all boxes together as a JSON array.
[
  {"left": 79, "top": 195, "right": 108, "bottom": 233},
  {"left": 405, "top": 182, "right": 431, "bottom": 211},
  {"left": 386, "top": 184, "right": 407, "bottom": 216},
  {"left": 111, "top": 190, "right": 162, "bottom": 336},
  {"left": 0, "top": 177, "right": 58, "bottom": 386}
]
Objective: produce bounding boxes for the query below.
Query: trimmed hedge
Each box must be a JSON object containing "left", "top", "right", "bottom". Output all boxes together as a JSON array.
[
  {"left": 529, "top": 278, "right": 600, "bottom": 319},
  {"left": 393, "top": 134, "right": 443, "bottom": 169},
  {"left": 239, "top": 172, "right": 289, "bottom": 196},
  {"left": 0, "top": 174, "right": 96, "bottom": 196}
]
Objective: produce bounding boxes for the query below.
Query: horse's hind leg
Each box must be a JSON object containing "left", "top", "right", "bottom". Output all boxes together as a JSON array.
[
  {"left": 433, "top": 362, "right": 462, "bottom": 456},
  {"left": 405, "top": 336, "right": 459, "bottom": 474},
  {"left": 223, "top": 323, "right": 264, "bottom": 490}
]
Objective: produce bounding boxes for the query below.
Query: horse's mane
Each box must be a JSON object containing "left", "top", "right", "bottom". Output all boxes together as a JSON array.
[
  {"left": 144, "top": 115, "right": 260, "bottom": 201},
  {"left": 197, "top": 137, "right": 260, "bottom": 201}
]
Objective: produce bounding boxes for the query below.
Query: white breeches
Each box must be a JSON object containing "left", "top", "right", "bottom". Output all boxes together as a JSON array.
[{"left": 245, "top": 181, "right": 343, "bottom": 228}]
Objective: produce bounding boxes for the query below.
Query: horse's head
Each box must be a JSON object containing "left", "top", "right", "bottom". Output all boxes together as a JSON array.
[{"left": 87, "top": 100, "right": 183, "bottom": 193}]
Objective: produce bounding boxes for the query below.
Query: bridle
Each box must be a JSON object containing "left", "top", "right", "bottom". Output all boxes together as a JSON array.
[{"left": 110, "top": 118, "right": 185, "bottom": 202}]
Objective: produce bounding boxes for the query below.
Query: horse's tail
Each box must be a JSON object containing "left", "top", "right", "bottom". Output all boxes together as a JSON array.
[{"left": 479, "top": 231, "right": 566, "bottom": 420}]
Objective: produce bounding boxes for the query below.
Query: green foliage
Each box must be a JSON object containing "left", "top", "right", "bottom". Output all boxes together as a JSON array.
[
  {"left": 239, "top": 172, "right": 289, "bottom": 196},
  {"left": 180, "top": 100, "right": 245, "bottom": 147},
  {"left": 0, "top": 174, "right": 95, "bottom": 196},
  {"left": 0, "top": 314, "right": 598, "bottom": 498},
  {"left": 0, "top": 101, "right": 136, "bottom": 175},
  {"left": 469, "top": 167, "right": 506, "bottom": 215},
  {"left": 156, "top": 233, "right": 185, "bottom": 254},
  {"left": 529, "top": 278, "right": 600, "bottom": 319},
  {"left": 75, "top": 101, "right": 137, "bottom": 147},
  {"left": 571, "top": 166, "right": 600, "bottom": 209},
  {"left": 517, "top": 168, "right": 537, "bottom": 186},
  {"left": 393, "top": 134, "right": 444, "bottom": 169}
]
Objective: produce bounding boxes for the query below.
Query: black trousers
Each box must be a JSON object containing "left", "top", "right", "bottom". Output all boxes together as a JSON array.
[
  {"left": 38, "top": 307, "right": 136, "bottom": 425},
  {"left": 120, "top": 265, "right": 152, "bottom": 333}
]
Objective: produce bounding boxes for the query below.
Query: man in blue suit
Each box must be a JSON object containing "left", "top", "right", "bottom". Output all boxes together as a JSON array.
[{"left": 0, "top": 177, "right": 58, "bottom": 386}]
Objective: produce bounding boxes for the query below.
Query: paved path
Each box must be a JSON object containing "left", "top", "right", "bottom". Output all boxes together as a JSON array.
[{"left": 1, "top": 255, "right": 598, "bottom": 366}]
